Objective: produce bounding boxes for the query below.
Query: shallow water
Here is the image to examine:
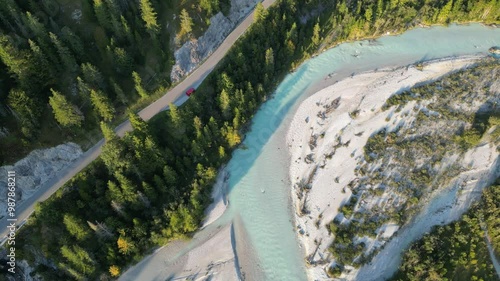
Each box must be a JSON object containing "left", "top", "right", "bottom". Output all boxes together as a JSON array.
[
  {"left": 223, "top": 24, "right": 500, "bottom": 281},
  {"left": 121, "top": 24, "right": 500, "bottom": 281}
]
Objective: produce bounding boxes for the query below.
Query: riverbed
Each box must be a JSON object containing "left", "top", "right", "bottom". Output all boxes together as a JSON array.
[{"left": 121, "top": 24, "right": 500, "bottom": 281}]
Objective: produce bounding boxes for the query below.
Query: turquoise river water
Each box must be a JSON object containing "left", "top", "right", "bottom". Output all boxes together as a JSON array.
[
  {"left": 122, "top": 24, "right": 500, "bottom": 281},
  {"left": 225, "top": 24, "right": 500, "bottom": 281}
]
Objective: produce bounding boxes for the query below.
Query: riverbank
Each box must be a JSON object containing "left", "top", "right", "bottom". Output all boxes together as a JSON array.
[
  {"left": 286, "top": 55, "right": 490, "bottom": 279},
  {"left": 120, "top": 166, "right": 243, "bottom": 281},
  {"left": 120, "top": 24, "right": 500, "bottom": 281},
  {"left": 201, "top": 167, "right": 230, "bottom": 228}
]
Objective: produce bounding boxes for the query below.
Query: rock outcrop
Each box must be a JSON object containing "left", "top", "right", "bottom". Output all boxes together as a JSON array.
[
  {"left": 170, "top": 0, "right": 261, "bottom": 82},
  {"left": 0, "top": 143, "right": 82, "bottom": 218}
]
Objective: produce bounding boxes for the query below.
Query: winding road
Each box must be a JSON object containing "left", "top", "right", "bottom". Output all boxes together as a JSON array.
[{"left": 0, "top": 0, "right": 276, "bottom": 244}]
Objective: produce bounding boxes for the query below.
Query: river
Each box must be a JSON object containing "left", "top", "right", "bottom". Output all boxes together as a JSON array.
[{"left": 123, "top": 23, "right": 500, "bottom": 281}]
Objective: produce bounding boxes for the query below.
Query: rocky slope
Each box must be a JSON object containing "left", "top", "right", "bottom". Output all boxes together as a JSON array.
[
  {"left": 0, "top": 143, "right": 82, "bottom": 219},
  {"left": 170, "top": 0, "right": 260, "bottom": 82}
]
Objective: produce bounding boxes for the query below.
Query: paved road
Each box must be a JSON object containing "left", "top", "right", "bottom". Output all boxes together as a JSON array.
[{"left": 0, "top": 0, "right": 275, "bottom": 243}]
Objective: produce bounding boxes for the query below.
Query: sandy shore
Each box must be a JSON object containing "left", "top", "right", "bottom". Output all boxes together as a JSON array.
[
  {"left": 201, "top": 166, "right": 230, "bottom": 228},
  {"left": 286, "top": 55, "right": 497, "bottom": 280},
  {"left": 120, "top": 223, "right": 240, "bottom": 281},
  {"left": 121, "top": 167, "right": 261, "bottom": 281}
]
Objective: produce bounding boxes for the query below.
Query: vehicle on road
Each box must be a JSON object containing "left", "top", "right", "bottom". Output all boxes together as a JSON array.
[{"left": 186, "top": 87, "right": 196, "bottom": 96}]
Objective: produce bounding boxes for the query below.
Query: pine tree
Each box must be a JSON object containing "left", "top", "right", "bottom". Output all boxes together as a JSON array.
[
  {"left": 115, "top": 173, "right": 138, "bottom": 204},
  {"left": 0, "top": 0, "right": 27, "bottom": 35},
  {"left": 24, "top": 12, "right": 48, "bottom": 39},
  {"left": 82, "top": 63, "right": 106, "bottom": 90},
  {"left": 120, "top": 15, "right": 134, "bottom": 44},
  {"left": 111, "top": 78, "right": 128, "bottom": 104},
  {"left": 93, "top": 0, "right": 110, "bottom": 29},
  {"left": 129, "top": 112, "right": 149, "bottom": 135},
  {"left": 376, "top": 0, "right": 384, "bottom": 18},
  {"left": 219, "top": 89, "right": 231, "bottom": 119},
  {"left": 7, "top": 89, "right": 38, "bottom": 124},
  {"left": 132, "top": 71, "right": 148, "bottom": 98},
  {"left": 193, "top": 116, "right": 203, "bottom": 138},
  {"left": 180, "top": 9, "right": 193, "bottom": 35},
  {"left": 265, "top": 47, "right": 274, "bottom": 74},
  {"left": 61, "top": 27, "right": 85, "bottom": 60},
  {"left": 437, "top": 0, "right": 453, "bottom": 23},
  {"left": 77, "top": 76, "right": 91, "bottom": 97},
  {"left": 100, "top": 123, "right": 129, "bottom": 173},
  {"left": 200, "top": 0, "right": 219, "bottom": 15},
  {"left": 104, "top": 0, "right": 124, "bottom": 38},
  {"left": 254, "top": 2, "right": 267, "bottom": 22},
  {"left": 312, "top": 22, "right": 321, "bottom": 46},
  {"left": 49, "top": 89, "right": 84, "bottom": 127},
  {"left": 49, "top": 32, "right": 77, "bottom": 71},
  {"left": 139, "top": 0, "right": 159, "bottom": 33},
  {"left": 24, "top": 12, "right": 58, "bottom": 65},
  {"left": 108, "top": 180, "right": 124, "bottom": 203},
  {"left": 168, "top": 103, "right": 182, "bottom": 127},
  {"left": 8, "top": 89, "right": 40, "bottom": 138},
  {"left": 63, "top": 214, "right": 90, "bottom": 241},
  {"left": 60, "top": 245, "right": 96, "bottom": 275},
  {"left": 113, "top": 47, "right": 132, "bottom": 75},
  {"left": 28, "top": 39, "right": 53, "bottom": 84},
  {"left": 0, "top": 35, "right": 28, "bottom": 80},
  {"left": 90, "top": 89, "right": 115, "bottom": 121}
]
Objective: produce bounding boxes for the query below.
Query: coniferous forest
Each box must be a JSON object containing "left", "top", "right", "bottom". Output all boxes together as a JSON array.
[
  {"left": 0, "top": 0, "right": 228, "bottom": 164},
  {"left": 1, "top": 0, "right": 499, "bottom": 280},
  {"left": 391, "top": 181, "right": 500, "bottom": 281}
]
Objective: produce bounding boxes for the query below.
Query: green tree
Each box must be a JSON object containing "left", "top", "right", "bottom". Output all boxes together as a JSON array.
[
  {"left": 312, "top": 22, "right": 321, "bottom": 46},
  {"left": 81, "top": 63, "right": 105, "bottom": 90},
  {"left": 265, "top": 47, "right": 274, "bottom": 74},
  {"left": 90, "top": 89, "right": 115, "bottom": 121},
  {"left": 49, "top": 89, "right": 84, "bottom": 127},
  {"left": 24, "top": 11, "right": 48, "bottom": 39},
  {"left": 129, "top": 112, "right": 149, "bottom": 136},
  {"left": 49, "top": 32, "right": 77, "bottom": 71},
  {"left": 180, "top": 9, "right": 193, "bottom": 35},
  {"left": 8, "top": 89, "right": 38, "bottom": 123},
  {"left": 437, "top": 0, "right": 454, "bottom": 23},
  {"left": 8, "top": 89, "right": 40, "bottom": 138},
  {"left": 219, "top": 89, "right": 231, "bottom": 119},
  {"left": 115, "top": 173, "right": 138, "bottom": 204},
  {"left": 121, "top": 16, "right": 134, "bottom": 44},
  {"left": 63, "top": 214, "right": 90, "bottom": 241},
  {"left": 61, "top": 27, "right": 85, "bottom": 60},
  {"left": 132, "top": 71, "right": 148, "bottom": 98},
  {"left": 112, "top": 46, "right": 132, "bottom": 75},
  {"left": 111, "top": 78, "right": 127, "bottom": 104},
  {"left": 77, "top": 77, "right": 91, "bottom": 101},
  {"left": 60, "top": 245, "right": 95, "bottom": 275},
  {"left": 139, "top": 0, "right": 159, "bottom": 33},
  {"left": 200, "top": 0, "right": 219, "bottom": 15},
  {"left": 254, "top": 2, "right": 267, "bottom": 22},
  {"left": 28, "top": 39, "right": 53, "bottom": 85},
  {"left": 93, "top": 0, "right": 110, "bottom": 29},
  {"left": 168, "top": 103, "right": 182, "bottom": 127},
  {"left": 0, "top": 35, "right": 28, "bottom": 81}
]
